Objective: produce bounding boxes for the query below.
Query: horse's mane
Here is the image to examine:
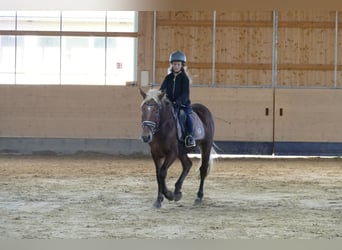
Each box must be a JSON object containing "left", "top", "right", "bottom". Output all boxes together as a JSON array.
[{"left": 141, "top": 89, "right": 170, "bottom": 107}]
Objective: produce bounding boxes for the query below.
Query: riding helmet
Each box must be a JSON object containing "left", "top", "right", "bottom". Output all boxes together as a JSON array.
[{"left": 169, "top": 50, "right": 186, "bottom": 63}]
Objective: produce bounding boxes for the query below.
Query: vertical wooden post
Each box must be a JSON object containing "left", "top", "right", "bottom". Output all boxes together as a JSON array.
[
  {"left": 211, "top": 10, "right": 216, "bottom": 87},
  {"left": 334, "top": 10, "right": 338, "bottom": 89},
  {"left": 272, "top": 10, "right": 278, "bottom": 88}
]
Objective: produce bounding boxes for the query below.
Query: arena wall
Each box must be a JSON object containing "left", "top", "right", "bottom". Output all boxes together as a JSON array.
[
  {"left": 138, "top": 11, "right": 342, "bottom": 88},
  {"left": 0, "top": 85, "right": 147, "bottom": 155},
  {"left": 1, "top": 85, "right": 341, "bottom": 155},
  {"left": 1, "top": 10, "right": 342, "bottom": 156}
]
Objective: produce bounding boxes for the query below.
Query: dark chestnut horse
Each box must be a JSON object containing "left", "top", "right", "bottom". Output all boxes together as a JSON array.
[{"left": 139, "top": 88, "right": 215, "bottom": 208}]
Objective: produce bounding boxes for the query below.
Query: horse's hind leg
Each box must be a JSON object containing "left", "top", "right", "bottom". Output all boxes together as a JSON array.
[
  {"left": 174, "top": 152, "right": 192, "bottom": 201},
  {"left": 195, "top": 143, "right": 212, "bottom": 204}
]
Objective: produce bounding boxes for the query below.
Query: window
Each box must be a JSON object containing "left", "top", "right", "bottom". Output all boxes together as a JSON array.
[
  {"left": 0, "top": 11, "right": 16, "bottom": 30},
  {"left": 0, "top": 11, "right": 138, "bottom": 85},
  {"left": 16, "top": 11, "right": 61, "bottom": 31},
  {"left": 0, "top": 36, "right": 15, "bottom": 83},
  {"left": 62, "top": 11, "right": 106, "bottom": 32},
  {"left": 16, "top": 36, "right": 60, "bottom": 84},
  {"left": 107, "top": 11, "right": 137, "bottom": 32},
  {"left": 106, "top": 37, "right": 136, "bottom": 85},
  {"left": 61, "top": 37, "right": 105, "bottom": 84}
]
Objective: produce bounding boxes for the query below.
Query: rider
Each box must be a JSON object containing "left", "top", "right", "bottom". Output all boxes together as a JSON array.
[{"left": 160, "top": 50, "right": 196, "bottom": 148}]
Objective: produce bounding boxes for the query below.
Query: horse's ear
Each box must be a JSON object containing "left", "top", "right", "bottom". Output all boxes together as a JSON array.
[
  {"left": 139, "top": 87, "right": 146, "bottom": 99},
  {"left": 158, "top": 90, "right": 166, "bottom": 100}
]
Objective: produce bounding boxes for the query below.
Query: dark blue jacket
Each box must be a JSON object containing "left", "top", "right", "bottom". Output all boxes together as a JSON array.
[{"left": 160, "top": 70, "right": 191, "bottom": 107}]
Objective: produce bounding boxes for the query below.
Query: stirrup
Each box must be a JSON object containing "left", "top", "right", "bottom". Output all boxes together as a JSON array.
[{"left": 185, "top": 135, "right": 196, "bottom": 148}]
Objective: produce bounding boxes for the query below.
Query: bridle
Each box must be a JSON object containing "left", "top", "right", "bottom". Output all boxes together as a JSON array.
[{"left": 141, "top": 101, "right": 161, "bottom": 136}]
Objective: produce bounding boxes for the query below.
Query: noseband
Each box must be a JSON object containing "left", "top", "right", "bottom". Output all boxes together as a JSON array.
[{"left": 141, "top": 102, "right": 161, "bottom": 135}]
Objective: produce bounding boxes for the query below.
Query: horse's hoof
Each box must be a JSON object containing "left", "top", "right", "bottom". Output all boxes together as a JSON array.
[
  {"left": 174, "top": 192, "right": 182, "bottom": 201},
  {"left": 153, "top": 200, "right": 162, "bottom": 208},
  {"left": 194, "top": 197, "right": 202, "bottom": 205},
  {"left": 165, "top": 191, "right": 174, "bottom": 201}
]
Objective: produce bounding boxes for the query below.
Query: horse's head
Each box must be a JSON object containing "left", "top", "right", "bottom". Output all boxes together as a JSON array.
[{"left": 139, "top": 88, "right": 166, "bottom": 143}]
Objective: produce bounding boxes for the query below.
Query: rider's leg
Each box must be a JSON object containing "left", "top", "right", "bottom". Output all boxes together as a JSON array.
[{"left": 185, "top": 106, "right": 196, "bottom": 147}]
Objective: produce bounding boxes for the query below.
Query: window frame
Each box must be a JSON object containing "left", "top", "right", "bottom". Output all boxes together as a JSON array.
[{"left": 0, "top": 11, "right": 138, "bottom": 85}]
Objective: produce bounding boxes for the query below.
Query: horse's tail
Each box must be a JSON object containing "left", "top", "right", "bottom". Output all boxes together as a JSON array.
[
  {"left": 207, "top": 145, "right": 217, "bottom": 176},
  {"left": 206, "top": 142, "right": 222, "bottom": 175},
  {"left": 197, "top": 143, "right": 218, "bottom": 178}
]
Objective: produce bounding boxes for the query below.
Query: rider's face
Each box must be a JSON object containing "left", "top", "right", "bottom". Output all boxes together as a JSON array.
[{"left": 171, "top": 61, "right": 182, "bottom": 73}]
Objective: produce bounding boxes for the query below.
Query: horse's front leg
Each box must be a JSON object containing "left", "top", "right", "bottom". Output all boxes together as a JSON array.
[
  {"left": 152, "top": 155, "right": 164, "bottom": 208},
  {"left": 157, "top": 154, "right": 177, "bottom": 202},
  {"left": 174, "top": 152, "right": 192, "bottom": 201},
  {"left": 152, "top": 153, "right": 176, "bottom": 208}
]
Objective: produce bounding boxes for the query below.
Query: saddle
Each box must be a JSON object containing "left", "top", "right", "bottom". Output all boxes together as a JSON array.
[{"left": 173, "top": 109, "right": 205, "bottom": 142}]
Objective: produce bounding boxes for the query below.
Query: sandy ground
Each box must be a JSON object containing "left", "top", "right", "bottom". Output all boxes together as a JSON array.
[{"left": 0, "top": 155, "right": 341, "bottom": 239}]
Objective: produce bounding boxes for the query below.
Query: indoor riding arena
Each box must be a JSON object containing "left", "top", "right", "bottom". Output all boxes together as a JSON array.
[{"left": 0, "top": 10, "right": 341, "bottom": 239}]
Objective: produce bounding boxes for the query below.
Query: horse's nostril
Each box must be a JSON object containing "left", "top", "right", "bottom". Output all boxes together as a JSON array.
[{"left": 141, "top": 135, "right": 151, "bottom": 143}]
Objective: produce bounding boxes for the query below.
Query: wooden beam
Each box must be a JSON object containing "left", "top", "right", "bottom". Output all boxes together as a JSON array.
[
  {"left": 156, "top": 62, "right": 272, "bottom": 70},
  {"left": 216, "top": 21, "right": 272, "bottom": 28},
  {"left": 156, "top": 19, "right": 342, "bottom": 29},
  {"left": 157, "top": 19, "right": 273, "bottom": 28},
  {"left": 278, "top": 64, "right": 336, "bottom": 71},
  {"left": 216, "top": 63, "right": 272, "bottom": 70},
  {"left": 278, "top": 21, "right": 336, "bottom": 29},
  {"left": 157, "top": 19, "right": 212, "bottom": 27},
  {"left": 156, "top": 61, "right": 342, "bottom": 71}
]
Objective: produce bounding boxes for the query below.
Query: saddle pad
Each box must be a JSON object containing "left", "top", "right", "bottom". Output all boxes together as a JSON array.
[{"left": 176, "top": 112, "right": 205, "bottom": 141}]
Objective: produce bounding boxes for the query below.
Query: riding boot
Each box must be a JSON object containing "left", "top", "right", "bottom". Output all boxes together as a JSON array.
[
  {"left": 184, "top": 108, "right": 196, "bottom": 147},
  {"left": 185, "top": 134, "right": 196, "bottom": 147}
]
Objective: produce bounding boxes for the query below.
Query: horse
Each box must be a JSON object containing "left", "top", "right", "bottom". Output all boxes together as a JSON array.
[{"left": 139, "top": 87, "right": 215, "bottom": 208}]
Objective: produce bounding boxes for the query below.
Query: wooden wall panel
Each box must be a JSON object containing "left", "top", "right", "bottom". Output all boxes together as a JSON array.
[
  {"left": 216, "top": 69, "right": 272, "bottom": 86},
  {"left": 278, "top": 11, "right": 335, "bottom": 22},
  {"left": 275, "top": 89, "right": 342, "bottom": 142},
  {"left": 0, "top": 85, "right": 273, "bottom": 142},
  {"left": 277, "top": 11, "right": 336, "bottom": 87},
  {"left": 277, "top": 70, "right": 335, "bottom": 87},
  {"left": 338, "top": 72, "right": 342, "bottom": 88},
  {"left": 187, "top": 68, "right": 212, "bottom": 85},
  {"left": 215, "top": 27, "right": 273, "bottom": 64},
  {"left": 156, "top": 27, "right": 213, "bottom": 63},
  {"left": 338, "top": 12, "right": 342, "bottom": 88},
  {"left": 278, "top": 28, "right": 335, "bottom": 65},
  {"left": 214, "top": 11, "right": 273, "bottom": 86},
  {"left": 155, "top": 11, "right": 213, "bottom": 84},
  {"left": 0, "top": 86, "right": 142, "bottom": 139},
  {"left": 216, "top": 10, "right": 273, "bottom": 21},
  {"left": 191, "top": 87, "right": 274, "bottom": 142},
  {"left": 339, "top": 12, "right": 342, "bottom": 65},
  {"left": 156, "top": 67, "right": 214, "bottom": 87},
  {"left": 138, "top": 10, "right": 340, "bottom": 87},
  {"left": 1, "top": 85, "right": 342, "bottom": 146},
  {"left": 157, "top": 11, "right": 213, "bottom": 21}
]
